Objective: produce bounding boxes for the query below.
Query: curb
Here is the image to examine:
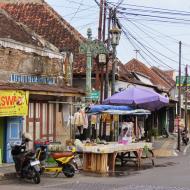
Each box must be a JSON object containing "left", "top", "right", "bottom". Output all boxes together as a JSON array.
[
  {"left": 183, "top": 143, "right": 190, "bottom": 155},
  {"left": 0, "top": 172, "right": 16, "bottom": 181}
]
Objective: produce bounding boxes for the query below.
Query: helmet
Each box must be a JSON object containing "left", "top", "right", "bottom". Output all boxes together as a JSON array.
[{"left": 22, "top": 132, "right": 32, "bottom": 142}]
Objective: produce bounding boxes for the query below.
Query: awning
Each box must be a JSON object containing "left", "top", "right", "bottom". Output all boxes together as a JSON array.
[
  {"left": 0, "top": 83, "right": 85, "bottom": 97},
  {"left": 102, "top": 109, "right": 151, "bottom": 115},
  {"left": 85, "top": 105, "right": 150, "bottom": 115}
]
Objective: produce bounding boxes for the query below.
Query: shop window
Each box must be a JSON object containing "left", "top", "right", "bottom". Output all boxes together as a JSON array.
[{"left": 10, "top": 123, "right": 19, "bottom": 139}]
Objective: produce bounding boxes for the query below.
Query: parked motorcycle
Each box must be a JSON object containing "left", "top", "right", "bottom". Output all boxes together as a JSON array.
[
  {"left": 36, "top": 145, "right": 78, "bottom": 178},
  {"left": 181, "top": 129, "right": 189, "bottom": 145},
  {"left": 11, "top": 136, "right": 41, "bottom": 184}
]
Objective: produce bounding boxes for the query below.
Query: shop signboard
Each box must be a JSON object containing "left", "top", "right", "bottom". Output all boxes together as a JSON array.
[
  {"left": 0, "top": 90, "right": 29, "bottom": 116},
  {"left": 176, "top": 76, "right": 190, "bottom": 86},
  {"left": 90, "top": 91, "right": 100, "bottom": 100}
]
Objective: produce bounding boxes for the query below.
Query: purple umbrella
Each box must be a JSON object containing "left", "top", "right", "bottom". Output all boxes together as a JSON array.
[{"left": 103, "top": 87, "right": 169, "bottom": 111}]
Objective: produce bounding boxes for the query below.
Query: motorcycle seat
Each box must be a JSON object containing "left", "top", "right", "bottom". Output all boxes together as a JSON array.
[{"left": 51, "top": 152, "right": 74, "bottom": 159}]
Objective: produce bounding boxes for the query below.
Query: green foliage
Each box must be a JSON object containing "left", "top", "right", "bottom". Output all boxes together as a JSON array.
[{"left": 149, "top": 128, "right": 158, "bottom": 137}]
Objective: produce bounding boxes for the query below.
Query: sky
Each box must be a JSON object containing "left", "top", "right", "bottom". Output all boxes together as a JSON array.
[{"left": 46, "top": 0, "right": 190, "bottom": 75}]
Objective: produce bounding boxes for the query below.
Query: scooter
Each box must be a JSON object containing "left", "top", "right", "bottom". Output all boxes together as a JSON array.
[
  {"left": 11, "top": 141, "right": 41, "bottom": 184},
  {"left": 36, "top": 145, "right": 78, "bottom": 178}
]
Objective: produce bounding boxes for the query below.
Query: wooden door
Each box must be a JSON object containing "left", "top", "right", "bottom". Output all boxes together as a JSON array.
[{"left": 27, "top": 102, "right": 56, "bottom": 142}]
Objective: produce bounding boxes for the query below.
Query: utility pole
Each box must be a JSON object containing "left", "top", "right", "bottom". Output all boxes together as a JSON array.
[
  {"left": 98, "top": 0, "right": 103, "bottom": 41},
  {"left": 185, "top": 64, "right": 188, "bottom": 131},
  {"left": 102, "top": 0, "right": 106, "bottom": 43},
  {"left": 110, "top": 8, "right": 121, "bottom": 95},
  {"left": 100, "top": 0, "right": 106, "bottom": 104},
  {"left": 177, "top": 41, "right": 182, "bottom": 151},
  {"left": 104, "top": 7, "right": 111, "bottom": 99},
  {"left": 111, "top": 8, "right": 117, "bottom": 95}
]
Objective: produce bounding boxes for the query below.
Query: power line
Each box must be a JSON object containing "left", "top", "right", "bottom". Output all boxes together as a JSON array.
[
  {"left": 125, "top": 19, "right": 190, "bottom": 62},
  {"left": 108, "top": 1, "right": 190, "bottom": 15},
  {"left": 118, "top": 12, "right": 190, "bottom": 23},
  {"left": 120, "top": 17, "right": 190, "bottom": 25},
  {"left": 117, "top": 7, "right": 190, "bottom": 17},
  {"left": 122, "top": 28, "right": 153, "bottom": 67},
  {"left": 62, "top": 5, "right": 96, "bottom": 17},
  {"left": 122, "top": 24, "right": 174, "bottom": 69},
  {"left": 124, "top": 18, "right": 180, "bottom": 64}
]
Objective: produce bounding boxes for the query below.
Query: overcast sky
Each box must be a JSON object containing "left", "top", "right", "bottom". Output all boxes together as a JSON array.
[{"left": 46, "top": 0, "right": 190, "bottom": 74}]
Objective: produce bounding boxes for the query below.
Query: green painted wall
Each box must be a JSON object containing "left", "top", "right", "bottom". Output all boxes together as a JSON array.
[{"left": 0, "top": 118, "right": 4, "bottom": 162}]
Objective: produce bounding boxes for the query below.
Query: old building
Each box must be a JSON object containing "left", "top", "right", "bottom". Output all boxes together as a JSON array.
[
  {"left": 0, "top": 9, "right": 84, "bottom": 163},
  {"left": 0, "top": 0, "right": 109, "bottom": 99},
  {"left": 125, "top": 58, "right": 177, "bottom": 135}
]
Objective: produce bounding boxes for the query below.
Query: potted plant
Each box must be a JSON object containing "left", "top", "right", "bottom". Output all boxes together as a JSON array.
[{"left": 149, "top": 128, "right": 158, "bottom": 142}]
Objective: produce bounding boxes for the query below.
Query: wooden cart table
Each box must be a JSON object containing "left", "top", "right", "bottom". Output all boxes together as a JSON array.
[{"left": 81, "top": 142, "right": 154, "bottom": 174}]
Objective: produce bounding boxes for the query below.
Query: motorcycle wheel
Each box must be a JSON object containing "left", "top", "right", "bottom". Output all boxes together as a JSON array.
[
  {"left": 32, "top": 169, "right": 41, "bottom": 184},
  {"left": 62, "top": 164, "right": 75, "bottom": 178}
]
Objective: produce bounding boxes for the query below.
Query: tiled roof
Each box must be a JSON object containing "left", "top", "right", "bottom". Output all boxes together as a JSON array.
[
  {"left": 124, "top": 58, "right": 172, "bottom": 91},
  {"left": 117, "top": 61, "right": 145, "bottom": 85},
  {"left": 0, "top": 8, "right": 61, "bottom": 52},
  {"left": 0, "top": 9, "right": 42, "bottom": 47},
  {"left": 151, "top": 66, "right": 176, "bottom": 89},
  {"left": 0, "top": 82, "right": 85, "bottom": 95},
  {"left": 163, "top": 70, "right": 175, "bottom": 80},
  {"left": 0, "top": 1, "right": 86, "bottom": 73}
]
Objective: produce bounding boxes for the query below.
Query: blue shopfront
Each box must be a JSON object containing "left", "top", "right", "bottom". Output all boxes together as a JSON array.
[
  {"left": 0, "top": 117, "right": 23, "bottom": 163},
  {"left": 0, "top": 90, "right": 29, "bottom": 163}
]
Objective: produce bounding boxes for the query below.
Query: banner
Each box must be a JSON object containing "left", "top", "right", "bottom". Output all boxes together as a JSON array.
[{"left": 0, "top": 90, "right": 29, "bottom": 116}]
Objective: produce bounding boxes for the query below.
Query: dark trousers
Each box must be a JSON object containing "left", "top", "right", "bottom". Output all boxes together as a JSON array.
[
  {"left": 91, "top": 124, "right": 96, "bottom": 140},
  {"left": 83, "top": 128, "right": 88, "bottom": 140},
  {"left": 75, "top": 125, "right": 83, "bottom": 140}
]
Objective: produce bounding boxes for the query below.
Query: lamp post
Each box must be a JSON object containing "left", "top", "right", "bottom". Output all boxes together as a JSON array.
[
  {"left": 98, "top": 53, "right": 107, "bottom": 103},
  {"left": 110, "top": 26, "right": 121, "bottom": 95},
  {"left": 79, "top": 28, "right": 108, "bottom": 102}
]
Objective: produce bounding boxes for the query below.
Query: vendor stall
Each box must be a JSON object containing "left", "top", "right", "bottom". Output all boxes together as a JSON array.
[
  {"left": 75, "top": 106, "right": 154, "bottom": 174},
  {"left": 76, "top": 141, "right": 153, "bottom": 173}
]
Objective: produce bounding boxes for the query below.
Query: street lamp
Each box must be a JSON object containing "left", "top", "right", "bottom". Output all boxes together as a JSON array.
[
  {"left": 110, "top": 26, "right": 121, "bottom": 95},
  {"left": 98, "top": 53, "right": 107, "bottom": 103}
]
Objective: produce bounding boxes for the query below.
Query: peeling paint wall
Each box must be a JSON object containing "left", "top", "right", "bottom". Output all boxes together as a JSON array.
[{"left": 0, "top": 46, "right": 64, "bottom": 83}]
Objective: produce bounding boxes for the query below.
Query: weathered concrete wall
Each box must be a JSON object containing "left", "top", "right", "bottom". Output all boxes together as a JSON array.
[{"left": 0, "top": 46, "right": 63, "bottom": 82}]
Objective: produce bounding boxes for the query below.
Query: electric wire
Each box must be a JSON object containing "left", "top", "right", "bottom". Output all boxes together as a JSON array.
[
  {"left": 123, "top": 18, "right": 182, "bottom": 64},
  {"left": 117, "top": 7, "right": 190, "bottom": 17},
  {"left": 123, "top": 28, "right": 161, "bottom": 68},
  {"left": 124, "top": 19, "right": 190, "bottom": 63},
  {"left": 126, "top": 32, "right": 185, "bottom": 74},
  {"left": 122, "top": 24, "right": 174, "bottom": 70},
  {"left": 119, "top": 17, "right": 190, "bottom": 25},
  {"left": 118, "top": 12, "right": 190, "bottom": 23},
  {"left": 122, "top": 26, "right": 173, "bottom": 69},
  {"left": 62, "top": 5, "right": 97, "bottom": 17},
  {"left": 108, "top": 1, "right": 190, "bottom": 15}
]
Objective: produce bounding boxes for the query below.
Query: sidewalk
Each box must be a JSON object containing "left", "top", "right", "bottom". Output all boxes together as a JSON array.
[
  {"left": 0, "top": 164, "right": 15, "bottom": 181},
  {"left": 152, "top": 135, "right": 178, "bottom": 157}
]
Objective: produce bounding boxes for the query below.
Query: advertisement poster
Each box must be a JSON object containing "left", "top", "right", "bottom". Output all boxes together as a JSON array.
[{"left": 0, "top": 90, "right": 29, "bottom": 116}]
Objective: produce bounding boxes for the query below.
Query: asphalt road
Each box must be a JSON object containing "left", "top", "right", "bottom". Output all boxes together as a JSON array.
[{"left": 1, "top": 151, "right": 190, "bottom": 190}]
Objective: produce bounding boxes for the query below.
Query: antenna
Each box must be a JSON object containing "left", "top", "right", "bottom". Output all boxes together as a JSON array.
[{"left": 134, "top": 49, "right": 140, "bottom": 59}]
